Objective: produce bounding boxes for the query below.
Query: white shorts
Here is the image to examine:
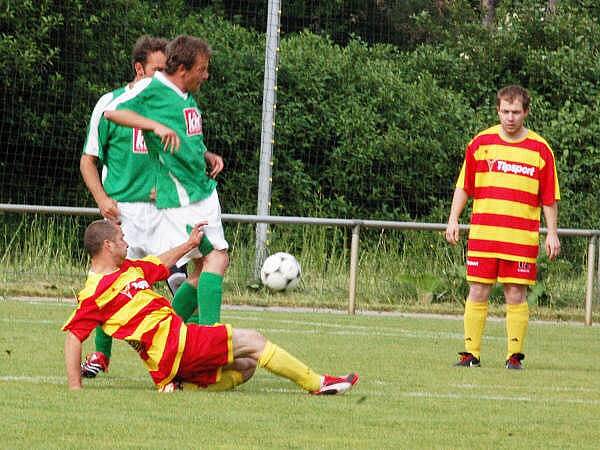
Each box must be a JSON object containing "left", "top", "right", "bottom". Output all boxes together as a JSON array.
[
  {"left": 157, "top": 190, "right": 228, "bottom": 267},
  {"left": 117, "top": 202, "right": 162, "bottom": 259}
]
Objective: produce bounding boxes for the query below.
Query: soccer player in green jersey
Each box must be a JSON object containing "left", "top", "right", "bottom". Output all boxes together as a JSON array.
[
  {"left": 80, "top": 36, "right": 187, "bottom": 377},
  {"left": 104, "top": 35, "right": 229, "bottom": 330}
]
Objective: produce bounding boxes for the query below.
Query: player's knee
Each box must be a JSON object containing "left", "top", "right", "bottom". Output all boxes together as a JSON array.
[
  {"left": 468, "top": 283, "right": 491, "bottom": 301},
  {"left": 233, "top": 328, "right": 266, "bottom": 356},
  {"left": 504, "top": 284, "right": 527, "bottom": 304},
  {"left": 202, "top": 249, "right": 229, "bottom": 274}
]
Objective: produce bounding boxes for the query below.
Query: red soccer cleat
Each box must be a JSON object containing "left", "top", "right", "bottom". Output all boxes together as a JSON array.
[
  {"left": 80, "top": 352, "right": 110, "bottom": 378},
  {"left": 311, "top": 373, "right": 359, "bottom": 395}
]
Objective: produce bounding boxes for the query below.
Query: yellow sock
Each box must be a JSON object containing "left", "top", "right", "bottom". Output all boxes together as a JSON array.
[
  {"left": 464, "top": 299, "right": 488, "bottom": 359},
  {"left": 506, "top": 302, "right": 529, "bottom": 359},
  {"left": 258, "top": 341, "right": 321, "bottom": 392},
  {"left": 180, "top": 370, "right": 244, "bottom": 392}
]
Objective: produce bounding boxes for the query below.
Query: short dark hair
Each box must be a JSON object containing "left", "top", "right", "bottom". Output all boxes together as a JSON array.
[
  {"left": 165, "top": 35, "right": 212, "bottom": 74},
  {"left": 83, "top": 220, "right": 118, "bottom": 257},
  {"left": 496, "top": 85, "right": 530, "bottom": 111},
  {"left": 131, "top": 35, "right": 168, "bottom": 69}
]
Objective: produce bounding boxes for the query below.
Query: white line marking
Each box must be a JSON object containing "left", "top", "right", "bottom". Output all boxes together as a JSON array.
[{"left": 3, "top": 375, "right": 599, "bottom": 405}]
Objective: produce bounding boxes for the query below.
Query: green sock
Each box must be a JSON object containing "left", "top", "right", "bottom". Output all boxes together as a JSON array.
[
  {"left": 197, "top": 272, "right": 223, "bottom": 325},
  {"left": 171, "top": 281, "right": 197, "bottom": 322},
  {"left": 186, "top": 225, "right": 214, "bottom": 256},
  {"left": 94, "top": 326, "right": 112, "bottom": 358}
]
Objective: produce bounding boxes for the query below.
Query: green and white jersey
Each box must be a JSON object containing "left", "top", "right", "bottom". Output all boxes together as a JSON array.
[
  {"left": 105, "top": 72, "right": 217, "bottom": 209},
  {"left": 83, "top": 85, "right": 157, "bottom": 202}
]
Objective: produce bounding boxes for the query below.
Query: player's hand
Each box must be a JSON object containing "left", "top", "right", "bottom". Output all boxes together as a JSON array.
[
  {"left": 154, "top": 124, "right": 180, "bottom": 153},
  {"left": 187, "top": 222, "right": 208, "bottom": 247},
  {"left": 98, "top": 196, "right": 120, "bottom": 223},
  {"left": 545, "top": 232, "right": 561, "bottom": 260},
  {"left": 204, "top": 151, "right": 224, "bottom": 178},
  {"left": 445, "top": 220, "right": 460, "bottom": 245}
]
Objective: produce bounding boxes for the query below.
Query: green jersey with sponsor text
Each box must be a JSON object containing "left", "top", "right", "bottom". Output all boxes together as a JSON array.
[
  {"left": 83, "top": 86, "right": 157, "bottom": 202},
  {"left": 106, "top": 72, "right": 216, "bottom": 209}
]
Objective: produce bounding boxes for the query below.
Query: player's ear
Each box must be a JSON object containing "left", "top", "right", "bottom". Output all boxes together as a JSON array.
[{"left": 134, "top": 61, "right": 145, "bottom": 78}]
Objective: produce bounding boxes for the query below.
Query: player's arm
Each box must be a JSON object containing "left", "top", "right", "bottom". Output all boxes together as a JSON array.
[
  {"left": 80, "top": 154, "right": 120, "bottom": 222},
  {"left": 156, "top": 223, "right": 207, "bottom": 268},
  {"left": 204, "top": 151, "right": 224, "bottom": 178},
  {"left": 104, "top": 110, "right": 180, "bottom": 153},
  {"left": 543, "top": 202, "right": 560, "bottom": 260},
  {"left": 445, "top": 188, "right": 469, "bottom": 245},
  {"left": 64, "top": 331, "right": 83, "bottom": 390}
]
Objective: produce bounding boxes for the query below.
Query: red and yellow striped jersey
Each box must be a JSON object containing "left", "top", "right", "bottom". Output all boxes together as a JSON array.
[
  {"left": 456, "top": 125, "right": 560, "bottom": 263},
  {"left": 62, "top": 256, "right": 186, "bottom": 388}
]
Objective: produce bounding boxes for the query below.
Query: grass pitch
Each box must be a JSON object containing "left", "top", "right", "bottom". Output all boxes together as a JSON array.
[{"left": 1, "top": 298, "right": 600, "bottom": 449}]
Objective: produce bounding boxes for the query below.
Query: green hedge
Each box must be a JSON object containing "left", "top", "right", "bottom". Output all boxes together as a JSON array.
[{"left": 1, "top": 0, "right": 599, "bottom": 232}]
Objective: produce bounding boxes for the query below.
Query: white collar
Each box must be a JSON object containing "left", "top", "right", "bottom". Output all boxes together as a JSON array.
[{"left": 154, "top": 71, "right": 188, "bottom": 100}]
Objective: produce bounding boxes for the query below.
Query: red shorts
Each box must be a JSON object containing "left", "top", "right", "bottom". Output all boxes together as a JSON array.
[
  {"left": 466, "top": 257, "right": 536, "bottom": 285},
  {"left": 176, "top": 323, "right": 234, "bottom": 387}
]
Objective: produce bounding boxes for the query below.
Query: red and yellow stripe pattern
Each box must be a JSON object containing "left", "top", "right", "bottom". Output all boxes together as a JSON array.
[
  {"left": 62, "top": 256, "right": 186, "bottom": 388},
  {"left": 456, "top": 125, "right": 560, "bottom": 262}
]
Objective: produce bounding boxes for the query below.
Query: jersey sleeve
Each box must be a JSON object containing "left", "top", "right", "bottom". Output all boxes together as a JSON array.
[
  {"left": 538, "top": 144, "right": 561, "bottom": 205},
  {"left": 127, "top": 256, "right": 170, "bottom": 285},
  {"left": 455, "top": 141, "right": 476, "bottom": 196},
  {"left": 61, "top": 299, "right": 103, "bottom": 342},
  {"left": 83, "top": 92, "right": 114, "bottom": 157}
]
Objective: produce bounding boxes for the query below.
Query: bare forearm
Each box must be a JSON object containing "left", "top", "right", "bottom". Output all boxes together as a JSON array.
[
  {"left": 104, "top": 110, "right": 159, "bottom": 131},
  {"left": 158, "top": 240, "right": 199, "bottom": 268},
  {"left": 80, "top": 155, "right": 108, "bottom": 204},
  {"left": 543, "top": 203, "right": 559, "bottom": 233},
  {"left": 64, "top": 332, "right": 83, "bottom": 390},
  {"left": 157, "top": 224, "right": 205, "bottom": 267},
  {"left": 448, "top": 188, "right": 469, "bottom": 223}
]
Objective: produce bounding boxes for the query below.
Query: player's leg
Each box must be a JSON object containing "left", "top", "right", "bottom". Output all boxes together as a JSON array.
[
  {"left": 196, "top": 250, "right": 228, "bottom": 325},
  {"left": 232, "top": 328, "right": 359, "bottom": 395},
  {"left": 194, "top": 191, "right": 229, "bottom": 325},
  {"left": 456, "top": 257, "right": 496, "bottom": 367},
  {"left": 500, "top": 260, "right": 535, "bottom": 369},
  {"left": 171, "top": 261, "right": 201, "bottom": 322}
]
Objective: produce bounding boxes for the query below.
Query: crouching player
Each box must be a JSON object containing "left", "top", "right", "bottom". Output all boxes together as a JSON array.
[{"left": 63, "top": 220, "right": 359, "bottom": 394}]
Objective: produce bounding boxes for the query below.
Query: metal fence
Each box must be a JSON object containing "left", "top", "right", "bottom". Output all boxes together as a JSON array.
[{"left": 2, "top": 202, "right": 599, "bottom": 325}]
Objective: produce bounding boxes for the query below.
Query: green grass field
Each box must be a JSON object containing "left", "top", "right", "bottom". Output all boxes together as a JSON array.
[{"left": 2, "top": 298, "right": 600, "bottom": 449}]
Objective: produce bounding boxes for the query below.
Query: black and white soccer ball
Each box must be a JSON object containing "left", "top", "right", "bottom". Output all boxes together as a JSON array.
[{"left": 260, "top": 252, "right": 301, "bottom": 292}]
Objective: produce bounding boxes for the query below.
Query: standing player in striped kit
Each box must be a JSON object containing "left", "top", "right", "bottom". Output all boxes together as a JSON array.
[{"left": 445, "top": 85, "right": 561, "bottom": 370}]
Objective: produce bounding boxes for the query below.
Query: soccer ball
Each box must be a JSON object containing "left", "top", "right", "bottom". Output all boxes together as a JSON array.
[{"left": 260, "top": 252, "right": 301, "bottom": 292}]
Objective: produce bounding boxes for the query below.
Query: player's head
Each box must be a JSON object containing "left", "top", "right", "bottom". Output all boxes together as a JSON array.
[
  {"left": 131, "top": 35, "right": 168, "bottom": 81},
  {"left": 496, "top": 85, "right": 530, "bottom": 111},
  {"left": 165, "top": 35, "right": 212, "bottom": 92},
  {"left": 84, "top": 220, "right": 128, "bottom": 261},
  {"left": 496, "top": 85, "right": 530, "bottom": 138}
]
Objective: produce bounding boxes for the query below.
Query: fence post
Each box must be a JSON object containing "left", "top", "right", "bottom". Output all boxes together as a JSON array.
[
  {"left": 348, "top": 224, "right": 361, "bottom": 315},
  {"left": 584, "top": 235, "right": 596, "bottom": 326},
  {"left": 254, "top": 0, "right": 281, "bottom": 279}
]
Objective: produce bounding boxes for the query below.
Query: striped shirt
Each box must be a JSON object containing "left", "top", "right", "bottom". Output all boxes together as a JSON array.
[
  {"left": 62, "top": 256, "right": 186, "bottom": 388},
  {"left": 456, "top": 125, "right": 560, "bottom": 263}
]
